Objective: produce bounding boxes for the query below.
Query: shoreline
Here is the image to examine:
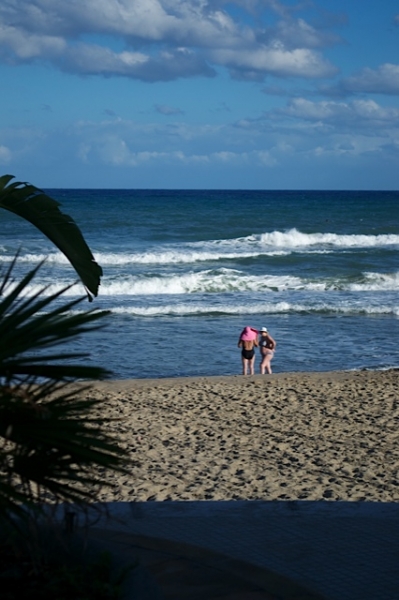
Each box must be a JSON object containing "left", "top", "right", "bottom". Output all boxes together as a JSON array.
[
  {"left": 78, "top": 369, "right": 399, "bottom": 503},
  {"left": 81, "top": 367, "right": 399, "bottom": 390}
]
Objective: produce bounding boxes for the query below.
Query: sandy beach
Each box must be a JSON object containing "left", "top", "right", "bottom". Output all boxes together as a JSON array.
[{"left": 81, "top": 370, "right": 399, "bottom": 503}]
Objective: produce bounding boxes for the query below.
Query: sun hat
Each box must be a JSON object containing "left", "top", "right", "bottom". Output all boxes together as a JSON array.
[
  {"left": 260, "top": 327, "right": 268, "bottom": 332},
  {"left": 240, "top": 326, "right": 258, "bottom": 341}
]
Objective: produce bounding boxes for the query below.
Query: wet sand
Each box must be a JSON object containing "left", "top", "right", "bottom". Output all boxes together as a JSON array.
[{"left": 80, "top": 370, "right": 399, "bottom": 502}]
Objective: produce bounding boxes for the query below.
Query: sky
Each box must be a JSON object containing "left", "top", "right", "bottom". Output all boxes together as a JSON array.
[{"left": 0, "top": 0, "right": 399, "bottom": 190}]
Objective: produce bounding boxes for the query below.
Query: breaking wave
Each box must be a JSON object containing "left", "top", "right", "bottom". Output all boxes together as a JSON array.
[
  {"left": 2, "top": 229, "right": 398, "bottom": 268},
  {"left": 11, "top": 268, "right": 399, "bottom": 297}
]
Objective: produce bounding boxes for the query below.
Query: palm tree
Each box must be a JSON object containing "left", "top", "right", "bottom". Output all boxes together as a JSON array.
[
  {"left": 0, "top": 260, "right": 129, "bottom": 521},
  {"left": 0, "top": 175, "right": 102, "bottom": 301},
  {"left": 0, "top": 176, "right": 129, "bottom": 522}
]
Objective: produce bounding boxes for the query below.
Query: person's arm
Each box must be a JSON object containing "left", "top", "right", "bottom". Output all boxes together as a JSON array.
[{"left": 268, "top": 335, "right": 276, "bottom": 349}]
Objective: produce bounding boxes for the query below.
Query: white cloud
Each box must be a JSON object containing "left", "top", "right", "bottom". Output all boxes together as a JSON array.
[
  {"left": 0, "top": 145, "right": 11, "bottom": 163},
  {"left": 63, "top": 44, "right": 148, "bottom": 72},
  {"left": 3, "top": 106, "right": 399, "bottom": 188},
  {"left": 85, "top": 142, "right": 279, "bottom": 167},
  {"left": 340, "top": 64, "right": 399, "bottom": 96},
  {"left": 61, "top": 102, "right": 399, "bottom": 173},
  {"left": 0, "top": 0, "right": 339, "bottom": 81},
  {"left": 262, "top": 17, "right": 341, "bottom": 50},
  {"left": 212, "top": 150, "right": 237, "bottom": 162},
  {"left": 213, "top": 44, "right": 336, "bottom": 79},
  {"left": 155, "top": 104, "right": 184, "bottom": 115},
  {"left": 0, "top": 0, "right": 247, "bottom": 48},
  {"left": 255, "top": 150, "right": 277, "bottom": 166},
  {"left": 59, "top": 43, "right": 214, "bottom": 80},
  {"left": 0, "top": 24, "right": 65, "bottom": 59},
  {"left": 278, "top": 98, "right": 399, "bottom": 129}
]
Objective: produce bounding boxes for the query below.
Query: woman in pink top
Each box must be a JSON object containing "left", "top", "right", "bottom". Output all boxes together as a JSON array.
[{"left": 237, "top": 326, "right": 259, "bottom": 375}]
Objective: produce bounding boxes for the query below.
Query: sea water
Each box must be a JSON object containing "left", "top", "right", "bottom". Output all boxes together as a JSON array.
[{"left": 1, "top": 189, "right": 398, "bottom": 379}]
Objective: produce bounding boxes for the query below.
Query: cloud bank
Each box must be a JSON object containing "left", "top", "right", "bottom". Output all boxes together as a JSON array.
[
  {"left": 1, "top": 1, "right": 398, "bottom": 188},
  {"left": 0, "top": 0, "right": 338, "bottom": 82}
]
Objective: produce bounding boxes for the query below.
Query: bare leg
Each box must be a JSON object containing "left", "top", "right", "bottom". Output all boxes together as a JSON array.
[
  {"left": 260, "top": 356, "right": 266, "bottom": 374},
  {"left": 260, "top": 353, "right": 273, "bottom": 374},
  {"left": 242, "top": 356, "right": 248, "bottom": 375},
  {"left": 264, "top": 357, "right": 272, "bottom": 374},
  {"left": 249, "top": 355, "right": 255, "bottom": 375}
]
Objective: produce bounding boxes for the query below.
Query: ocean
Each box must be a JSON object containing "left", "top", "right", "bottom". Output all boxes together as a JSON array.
[{"left": 1, "top": 189, "right": 398, "bottom": 379}]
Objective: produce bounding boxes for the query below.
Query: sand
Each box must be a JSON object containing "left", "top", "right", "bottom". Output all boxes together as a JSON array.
[{"left": 79, "top": 370, "right": 399, "bottom": 503}]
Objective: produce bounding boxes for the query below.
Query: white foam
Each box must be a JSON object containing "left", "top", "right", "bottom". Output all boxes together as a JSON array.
[
  {"left": 1, "top": 228, "right": 397, "bottom": 269},
  {"left": 348, "top": 271, "right": 399, "bottom": 291},
  {"left": 0, "top": 252, "right": 69, "bottom": 264},
  {"left": 110, "top": 301, "right": 399, "bottom": 317},
  {"left": 4, "top": 281, "right": 86, "bottom": 298},
  {"left": 259, "top": 229, "right": 399, "bottom": 249},
  {"left": 11, "top": 267, "right": 399, "bottom": 298},
  {"left": 94, "top": 228, "right": 399, "bottom": 265},
  {"left": 94, "top": 248, "right": 288, "bottom": 265},
  {"left": 99, "top": 269, "right": 398, "bottom": 295},
  {"left": 96, "top": 270, "right": 307, "bottom": 295}
]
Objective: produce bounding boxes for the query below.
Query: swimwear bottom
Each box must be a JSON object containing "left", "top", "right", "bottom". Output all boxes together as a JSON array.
[
  {"left": 262, "top": 350, "right": 274, "bottom": 356},
  {"left": 242, "top": 348, "right": 255, "bottom": 360}
]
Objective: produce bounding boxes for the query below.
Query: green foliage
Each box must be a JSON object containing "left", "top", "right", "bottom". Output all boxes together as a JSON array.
[
  {"left": 0, "top": 259, "right": 130, "bottom": 519},
  {"left": 0, "top": 177, "right": 134, "bottom": 598},
  {"left": 0, "top": 175, "right": 102, "bottom": 300}
]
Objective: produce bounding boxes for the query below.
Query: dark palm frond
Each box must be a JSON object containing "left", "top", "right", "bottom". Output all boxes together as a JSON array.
[
  {"left": 0, "top": 385, "right": 129, "bottom": 509},
  {"left": 0, "top": 478, "right": 34, "bottom": 521},
  {"left": 0, "top": 260, "right": 131, "bottom": 517},
  {"left": 0, "top": 250, "right": 22, "bottom": 297},
  {"left": 0, "top": 260, "right": 46, "bottom": 318},
  {"left": 0, "top": 265, "right": 111, "bottom": 382},
  {"left": 0, "top": 175, "right": 102, "bottom": 300}
]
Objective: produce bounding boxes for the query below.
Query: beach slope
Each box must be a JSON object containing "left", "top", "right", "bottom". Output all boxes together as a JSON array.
[{"left": 81, "top": 370, "right": 399, "bottom": 503}]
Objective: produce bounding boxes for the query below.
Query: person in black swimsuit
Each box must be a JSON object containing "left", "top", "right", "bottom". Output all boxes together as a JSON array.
[
  {"left": 238, "top": 326, "right": 259, "bottom": 375},
  {"left": 242, "top": 347, "right": 255, "bottom": 360}
]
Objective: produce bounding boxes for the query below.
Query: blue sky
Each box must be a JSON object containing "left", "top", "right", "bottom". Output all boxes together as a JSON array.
[{"left": 1, "top": 0, "right": 399, "bottom": 189}]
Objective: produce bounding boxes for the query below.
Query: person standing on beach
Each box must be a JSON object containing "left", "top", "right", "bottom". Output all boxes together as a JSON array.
[
  {"left": 259, "top": 327, "right": 276, "bottom": 374},
  {"left": 238, "top": 326, "right": 259, "bottom": 375}
]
